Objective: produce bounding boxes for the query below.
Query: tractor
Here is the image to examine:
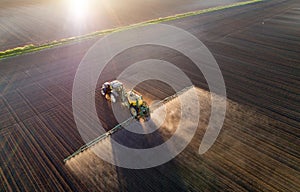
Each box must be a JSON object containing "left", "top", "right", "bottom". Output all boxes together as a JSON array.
[{"left": 100, "top": 80, "right": 150, "bottom": 120}]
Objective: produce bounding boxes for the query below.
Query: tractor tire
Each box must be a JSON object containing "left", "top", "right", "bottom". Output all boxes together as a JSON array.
[
  {"left": 110, "top": 93, "right": 117, "bottom": 103},
  {"left": 100, "top": 88, "right": 106, "bottom": 96},
  {"left": 130, "top": 106, "right": 138, "bottom": 117}
]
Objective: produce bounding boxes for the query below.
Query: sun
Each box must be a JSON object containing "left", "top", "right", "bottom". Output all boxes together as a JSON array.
[{"left": 67, "top": 0, "right": 89, "bottom": 20}]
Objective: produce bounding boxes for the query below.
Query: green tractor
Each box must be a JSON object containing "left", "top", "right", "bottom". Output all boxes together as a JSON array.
[{"left": 100, "top": 80, "right": 150, "bottom": 120}]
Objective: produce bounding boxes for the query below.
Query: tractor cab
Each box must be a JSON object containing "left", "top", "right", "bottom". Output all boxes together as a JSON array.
[
  {"left": 127, "top": 91, "right": 143, "bottom": 106},
  {"left": 127, "top": 90, "right": 150, "bottom": 120}
]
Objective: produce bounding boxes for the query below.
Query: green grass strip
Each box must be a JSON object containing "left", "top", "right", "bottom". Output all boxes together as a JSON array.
[{"left": 0, "top": 0, "right": 262, "bottom": 60}]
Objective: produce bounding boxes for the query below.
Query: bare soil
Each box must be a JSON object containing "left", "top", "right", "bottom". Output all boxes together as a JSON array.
[{"left": 0, "top": 0, "right": 299, "bottom": 191}]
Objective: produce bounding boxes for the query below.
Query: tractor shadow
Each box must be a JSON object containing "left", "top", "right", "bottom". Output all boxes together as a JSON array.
[
  {"left": 95, "top": 76, "right": 191, "bottom": 191},
  {"left": 95, "top": 94, "right": 188, "bottom": 191},
  {"left": 110, "top": 118, "right": 189, "bottom": 192}
]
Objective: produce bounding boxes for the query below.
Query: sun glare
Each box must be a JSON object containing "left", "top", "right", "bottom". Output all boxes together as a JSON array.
[{"left": 68, "top": 0, "right": 90, "bottom": 20}]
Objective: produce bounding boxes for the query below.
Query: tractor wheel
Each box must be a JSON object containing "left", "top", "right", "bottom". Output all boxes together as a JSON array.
[
  {"left": 130, "top": 106, "right": 138, "bottom": 117},
  {"left": 110, "top": 93, "right": 117, "bottom": 103},
  {"left": 100, "top": 88, "right": 106, "bottom": 96}
]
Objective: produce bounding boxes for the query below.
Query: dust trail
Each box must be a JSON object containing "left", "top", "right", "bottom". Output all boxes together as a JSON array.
[
  {"left": 66, "top": 87, "right": 203, "bottom": 181},
  {"left": 65, "top": 139, "right": 119, "bottom": 191}
]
